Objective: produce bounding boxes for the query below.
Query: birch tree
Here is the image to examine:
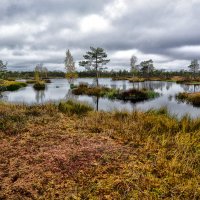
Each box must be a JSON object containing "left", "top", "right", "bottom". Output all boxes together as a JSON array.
[
  {"left": 188, "top": 59, "right": 199, "bottom": 77},
  {"left": 0, "top": 60, "right": 7, "bottom": 80},
  {"left": 65, "top": 50, "right": 77, "bottom": 85}
]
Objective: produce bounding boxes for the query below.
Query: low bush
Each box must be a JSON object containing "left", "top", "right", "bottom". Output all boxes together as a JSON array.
[{"left": 33, "top": 81, "right": 46, "bottom": 90}]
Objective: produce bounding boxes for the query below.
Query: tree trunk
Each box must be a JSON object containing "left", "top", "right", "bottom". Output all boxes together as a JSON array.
[
  {"left": 96, "top": 70, "right": 99, "bottom": 87},
  {"left": 95, "top": 56, "right": 99, "bottom": 87},
  {"left": 96, "top": 96, "right": 99, "bottom": 111}
]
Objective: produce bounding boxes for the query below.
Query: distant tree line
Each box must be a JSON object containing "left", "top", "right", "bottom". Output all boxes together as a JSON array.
[
  {"left": 4, "top": 71, "right": 66, "bottom": 79},
  {"left": 4, "top": 69, "right": 200, "bottom": 80}
]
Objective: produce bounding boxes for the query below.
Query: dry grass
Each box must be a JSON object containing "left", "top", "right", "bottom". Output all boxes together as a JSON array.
[{"left": 0, "top": 102, "right": 200, "bottom": 199}]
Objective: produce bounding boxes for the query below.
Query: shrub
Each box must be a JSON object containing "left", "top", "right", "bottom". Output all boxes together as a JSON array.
[
  {"left": 33, "top": 81, "right": 46, "bottom": 90},
  {"left": 117, "top": 88, "right": 158, "bottom": 102},
  {"left": 72, "top": 84, "right": 111, "bottom": 97},
  {"left": 58, "top": 100, "right": 93, "bottom": 115}
]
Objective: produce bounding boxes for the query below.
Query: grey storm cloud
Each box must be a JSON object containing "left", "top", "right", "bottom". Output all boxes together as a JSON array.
[{"left": 0, "top": 0, "right": 200, "bottom": 71}]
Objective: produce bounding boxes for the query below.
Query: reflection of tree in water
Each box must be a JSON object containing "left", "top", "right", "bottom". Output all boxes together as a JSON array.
[
  {"left": 111, "top": 83, "right": 117, "bottom": 89},
  {"left": 65, "top": 89, "right": 78, "bottom": 101},
  {"left": 180, "top": 84, "right": 200, "bottom": 93},
  {"left": 92, "top": 78, "right": 98, "bottom": 87},
  {"left": 168, "top": 95, "right": 173, "bottom": 101},
  {"left": 132, "top": 81, "right": 167, "bottom": 91},
  {"left": 166, "top": 82, "right": 173, "bottom": 90},
  {"left": 92, "top": 96, "right": 99, "bottom": 111},
  {"left": 0, "top": 92, "right": 8, "bottom": 101},
  {"left": 122, "top": 81, "right": 126, "bottom": 91},
  {"left": 132, "top": 82, "right": 140, "bottom": 90},
  {"left": 35, "top": 90, "right": 45, "bottom": 103}
]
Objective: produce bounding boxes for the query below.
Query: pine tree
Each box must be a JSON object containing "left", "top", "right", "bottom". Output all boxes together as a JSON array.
[{"left": 79, "top": 47, "right": 110, "bottom": 86}]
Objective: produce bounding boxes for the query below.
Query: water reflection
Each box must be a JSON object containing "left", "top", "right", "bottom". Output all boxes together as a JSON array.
[
  {"left": 180, "top": 84, "right": 200, "bottom": 93},
  {"left": 35, "top": 90, "right": 45, "bottom": 103},
  {"left": 65, "top": 89, "right": 78, "bottom": 102},
  {"left": 131, "top": 81, "right": 172, "bottom": 91},
  {"left": 0, "top": 92, "right": 7, "bottom": 101},
  {"left": 168, "top": 95, "right": 173, "bottom": 101},
  {"left": 92, "top": 96, "right": 99, "bottom": 111}
]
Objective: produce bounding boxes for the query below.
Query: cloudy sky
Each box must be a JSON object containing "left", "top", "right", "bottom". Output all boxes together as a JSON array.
[{"left": 1, "top": 0, "right": 200, "bottom": 71}]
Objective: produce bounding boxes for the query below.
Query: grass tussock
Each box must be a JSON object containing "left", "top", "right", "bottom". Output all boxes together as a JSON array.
[
  {"left": 0, "top": 80, "right": 27, "bottom": 91},
  {"left": 0, "top": 102, "right": 200, "bottom": 199},
  {"left": 176, "top": 92, "right": 200, "bottom": 106}
]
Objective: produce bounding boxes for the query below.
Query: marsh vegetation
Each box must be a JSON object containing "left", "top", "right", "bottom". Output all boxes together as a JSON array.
[{"left": 0, "top": 102, "right": 199, "bottom": 199}]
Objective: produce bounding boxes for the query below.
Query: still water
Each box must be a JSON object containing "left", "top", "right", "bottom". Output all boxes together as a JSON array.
[{"left": 1, "top": 78, "right": 200, "bottom": 118}]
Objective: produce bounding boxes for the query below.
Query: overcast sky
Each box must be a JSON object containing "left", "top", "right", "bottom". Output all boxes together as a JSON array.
[{"left": 1, "top": 0, "right": 200, "bottom": 71}]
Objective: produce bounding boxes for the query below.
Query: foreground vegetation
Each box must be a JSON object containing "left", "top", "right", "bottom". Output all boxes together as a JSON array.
[
  {"left": 0, "top": 102, "right": 199, "bottom": 199},
  {"left": 176, "top": 92, "right": 200, "bottom": 106},
  {"left": 0, "top": 80, "right": 27, "bottom": 91},
  {"left": 72, "top": 84, "right": 158, "bottom": 102}
]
